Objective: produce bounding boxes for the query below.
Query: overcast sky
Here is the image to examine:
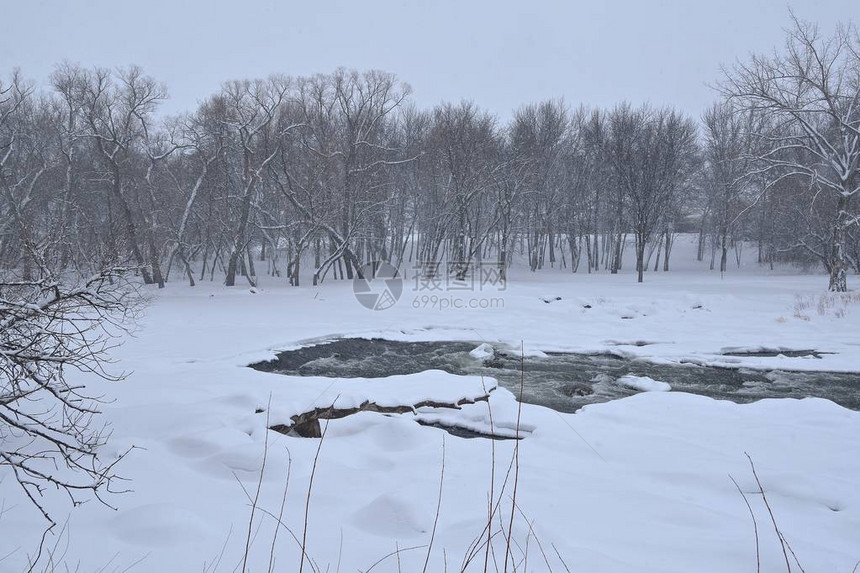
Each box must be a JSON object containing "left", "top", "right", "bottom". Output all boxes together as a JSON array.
[{"left": 0, "top": 0, "right": 854, "bottom": 121}]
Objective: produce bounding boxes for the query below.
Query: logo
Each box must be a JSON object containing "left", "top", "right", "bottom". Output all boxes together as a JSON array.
[{"left": 352, "top": 261, "right": 403, "bottom": 311}]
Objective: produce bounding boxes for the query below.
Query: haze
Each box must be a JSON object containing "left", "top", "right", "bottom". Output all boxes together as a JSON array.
[{"left": 1, "top": 0, "right": 853, "bottom": 119}]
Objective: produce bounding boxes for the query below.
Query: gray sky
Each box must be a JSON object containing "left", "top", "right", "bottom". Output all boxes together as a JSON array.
[{"left": 0, "top": 0, "right": 854, "bottom": 121}]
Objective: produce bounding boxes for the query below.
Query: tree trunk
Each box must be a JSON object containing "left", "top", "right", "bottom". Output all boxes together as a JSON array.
[
  {"left": 225, "top": 178, "right": 255, "bottom": 287},
  {"left": 611, "top": 233, "right": 622, "bottom": 274},
  {"left": 829, "top": 195, "right": 849, "bottom": 292},
  {"left": 663, "top": 230, "right": 672, "bottom": 272},
  {"left": 635, "top": 234, "right": 645, "bottom": 283},
  {"left": 109, "top": 164, "right": 151, "bottom": 283}
]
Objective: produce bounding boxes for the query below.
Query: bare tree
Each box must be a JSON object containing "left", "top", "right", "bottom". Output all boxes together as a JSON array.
[
  {"left": 290, "top": 70, "right": 412, "bottom": 284},
  {"left": 722, "top": 16, "right": 860, "bottom": 291},
  {"left": 1, "top": 265, "right": 139, "bottom": 526},
  {"left": 701, "top": 103, "right": 760, "bottom": 272},
  {"left": 0, "top": 70, "right": 143, "bottom": 533},
  {"left": 604, "top": 104, "right": 698, "bottom": 282},
  {"left": 0, "top": 71, "right": 45, "bottom": 279},
  {"left": 79, "top": 66, "right": 168, "bottom": 284},
  {"left": 422, "top": 101, "right": 500, "bottom": 280},
  {"left": 221, "top": 77, "right": 292, "bottom": 287},
  {"left": 511, "top": 100, "right": 570, "bottom": 272},
  {"left": 162, "top": 106, "right": 224, "bottom": 287}
]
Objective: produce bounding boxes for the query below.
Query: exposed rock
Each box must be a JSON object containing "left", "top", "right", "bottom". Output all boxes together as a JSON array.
[{"left": 562, "top": 383, "right": 594, "bottom": 397}]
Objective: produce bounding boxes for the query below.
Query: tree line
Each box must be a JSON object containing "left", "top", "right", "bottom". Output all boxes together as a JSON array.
[{"left": 1, "top": 17, "right": 857, "bottom": 291}]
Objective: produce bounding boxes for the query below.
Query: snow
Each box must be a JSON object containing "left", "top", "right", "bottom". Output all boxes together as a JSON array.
[
  {"left": 262, "top": 370, "right": 496, "bottom": 427},
  {"left": 469, "top": 342, "right": 494, "bottom": 360},
  {"left": 2, "top": 236, "right": 860, "bottom": 571},
  {"left": 617, "top": 374, "right": 672, "bottom": 392}
]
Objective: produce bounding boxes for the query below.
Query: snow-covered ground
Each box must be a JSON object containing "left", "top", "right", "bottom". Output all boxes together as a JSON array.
[{"left": 2, "top": 238, "right": 860, "bottom": 571}]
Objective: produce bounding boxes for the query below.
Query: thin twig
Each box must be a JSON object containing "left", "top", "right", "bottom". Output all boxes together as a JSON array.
[
  {"left": 299, "top": 420, "right": 328, "bottom": 573},
  {"left": 242, "top": 396, "right": 272, "bottom": 573},
  {"left": 268, "top": 447, "right": 292, "bottom": 573},
  {"left": 729, "top": 473, "right": 760, "bottom": 573},
  {"left": 551, "top": 543, "right": 572, "bottom": 573},
  {"left": 503, "top": 342, "right": 525, "bottom": 572},
  {"left": 745, "top": 452, "right": 804, "bottom": 573},
  {"left": 422, "top": 436, "right": 446, "bottom": 572}
]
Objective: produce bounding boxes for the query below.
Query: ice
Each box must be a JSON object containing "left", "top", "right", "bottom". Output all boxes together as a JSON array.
[
  {"left": 469, "top": 342, "right": 494, "bottom": 360},
  {"left": 617, "top": 374, "right": 672, "bottom": 392}
]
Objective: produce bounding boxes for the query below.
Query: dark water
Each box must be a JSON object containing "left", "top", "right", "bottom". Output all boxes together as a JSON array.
[{"left": 250, "top": 338, "right": 860, "bottom": 413}]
